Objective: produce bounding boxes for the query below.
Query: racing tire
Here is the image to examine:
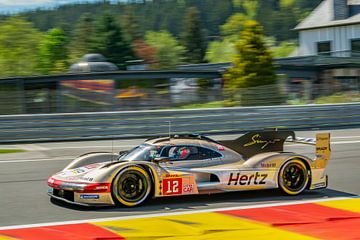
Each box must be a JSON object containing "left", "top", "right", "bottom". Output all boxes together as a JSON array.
[
  {"left": 111, "top": 166, "right": 152, "bottom": 207},
  {"left": 278, "top": 159, "right": 309, "bottom": 195}
]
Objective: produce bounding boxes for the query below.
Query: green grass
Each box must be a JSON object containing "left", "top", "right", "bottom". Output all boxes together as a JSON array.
[
  {"left": 175, "top": 101, "right": 225, "bottom": 109},
  {"left": 0, "top": 149, "right": 26, "bottom": 154},
  {"left": 314, "top": 92, "right": 360, "bottom": 104}
]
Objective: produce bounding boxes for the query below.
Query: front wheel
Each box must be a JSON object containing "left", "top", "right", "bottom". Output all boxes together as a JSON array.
[
  {"left": 111, "top": 166, "right": 152, "bottom": 207},
  {"left": 278, "top": 159, "right": 309, "bottom": 195}
]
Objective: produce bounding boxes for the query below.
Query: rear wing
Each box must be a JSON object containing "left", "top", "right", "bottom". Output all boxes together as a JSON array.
[
  {"left": 219, "top": 130, "right": 295, "bottom": 159},
  {"left": 287, "top": 133, "right": 331, "bottom": 168},
  {"left": 220, "top": 130, "right": 331, "bottom": 163}
]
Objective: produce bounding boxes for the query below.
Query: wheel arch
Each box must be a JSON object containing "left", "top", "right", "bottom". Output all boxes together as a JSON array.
[
  {"left": 277, "top": 156, "right": 311, "bottom": 194},
  {"left": 110, "top": 163, "right": 157, "bottom": 206}
]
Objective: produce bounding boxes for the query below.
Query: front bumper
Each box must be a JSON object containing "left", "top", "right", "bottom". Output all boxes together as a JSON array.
[
  {"left": 47, "top": 177, "right": 115, "bottom": 206},
  {"left": 48, "top": 192, "right": 110, "bottom": 207}
]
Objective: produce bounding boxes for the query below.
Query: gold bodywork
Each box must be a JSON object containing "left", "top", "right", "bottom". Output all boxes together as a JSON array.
[{"left": 48, "top": 131, "right": 331, "bottom": 206}]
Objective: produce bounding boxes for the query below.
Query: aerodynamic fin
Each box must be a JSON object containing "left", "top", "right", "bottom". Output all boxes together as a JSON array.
[
  {"left": 315, "top": 133, "right": 331, "bottom": 168},
  {"left": 219, "top": 130, "right": 295, "bottom": 159}
]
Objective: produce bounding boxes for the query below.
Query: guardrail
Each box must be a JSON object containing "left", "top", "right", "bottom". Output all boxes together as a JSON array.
[{"left": 0, "top": 103, "right": 359, "bottom": 143}]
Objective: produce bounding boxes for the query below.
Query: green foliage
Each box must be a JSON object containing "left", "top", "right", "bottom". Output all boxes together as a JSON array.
[
  {"left": 241, "top": 0, "right": 258, "bottom": 19},
  {"left": 225, "top": 20, "right": 282, "bottom": 106},
  {"left": 314, "top": 92, "right": 360, "bottom": 104},
  {"left": 272, "top": 41, "right": 297, "bottom": 58},
  {"left": 69, "top": 13, "right": 96, "bottom": 63},
  {"left": 181, "top": 7, "right": 207, "bottom": 64},
  {"left": 38, "top": 28, "right": 68, "bottom": 74},
  {"left": 205, "top": 40, "right": 235, "bottom": 63},
  {"left": 220, "top": 13, "right": 247, "bottom": 41},
  {"left": 91, "top": 13, "right": 134, "bottom": 70},
  {"left": 145, "top": 31, "right": 185, "bottom": 70},
  {"left": 14, "top": 0, "right": 322, "bottom": 44},
  {"left": 0, "top": 17, "right": 43, "bottom": 77},
  {"left": 122, "top": 6, "right": 143, "bottom": 42}
]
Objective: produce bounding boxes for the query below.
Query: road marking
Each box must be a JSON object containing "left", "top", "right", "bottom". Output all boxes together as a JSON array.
[
  {"left": 332, "top": 136, "right": 360, "bottom": 139},
  {"left": 0, "top": 158, "right": 70, "bottom": 164},
  {"left": 14, "top": 144, "right": 49, "bottom": 151},
  {"left": 0, "top": 196, "right": 355, "bottom": 230},
  {"left": 37, "top": 145, "right": 135, "bottom": 150}
]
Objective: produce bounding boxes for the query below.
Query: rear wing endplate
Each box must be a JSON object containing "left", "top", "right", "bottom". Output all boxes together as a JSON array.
[{"left": 287, "top": 133, "right": 331, "bottom": 168}]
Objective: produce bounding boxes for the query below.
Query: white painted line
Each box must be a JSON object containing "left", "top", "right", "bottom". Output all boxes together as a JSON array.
[
  {"left": 0, "top": 158, "right": 70, "bottom": 164},
  {"left": 332, "top": 136, "right": 360, "bottom": 139},
  {"left": 0, "top": 196, "right": 357, "bottom": 230},
  {"left": 40, "top": 145, "right": 135, "bottom": 150},
  {"left": 13, "top": 144, "right": 49, "bottom": 151},
  {"left": 332, "top": 140, "right": 360, "bottom": 144}
]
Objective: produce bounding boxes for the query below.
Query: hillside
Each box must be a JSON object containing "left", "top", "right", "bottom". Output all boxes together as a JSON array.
[{"left": 15, "top": 0, "right": 321, "bottom": 41}]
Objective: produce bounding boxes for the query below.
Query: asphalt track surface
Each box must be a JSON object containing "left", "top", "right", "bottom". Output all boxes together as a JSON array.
[{"left": 0, "top": 129, "right": 359, "bottom": 228}]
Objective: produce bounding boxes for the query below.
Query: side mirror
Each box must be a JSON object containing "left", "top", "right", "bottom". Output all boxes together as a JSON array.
[{"left": 153, "top": 157, "right": 173, "bottom": 164}]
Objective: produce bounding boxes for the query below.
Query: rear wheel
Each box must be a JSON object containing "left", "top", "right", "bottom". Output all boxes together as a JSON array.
[
  {"left": 112, "top": 166, "right": 151, "bottom": 207},
  {"left": 278, "top": 159, "right": 309, "bottom": 195}
]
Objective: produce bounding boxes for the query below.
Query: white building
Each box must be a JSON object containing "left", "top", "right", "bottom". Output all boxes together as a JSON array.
[
  {"left": 295, "top": 0, "right": 360, "bottom": 57},
  {"left": 276, "top": 0, "right": 360, "bottom": 99}
]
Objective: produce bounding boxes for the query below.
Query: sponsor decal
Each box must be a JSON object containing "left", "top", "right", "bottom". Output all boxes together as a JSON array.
[
  {"left": 243, "top": 134, "right": 281, "bottom": 149},
  {"left": 163, "top": 178, "right": 183, "bottom": 195},
  {"left": 79, "top": 177, "right": 94, "bottom": 182},
  {"left": 80, "top": 194, "right": 100, "bottom": 199},
  {"left": 316, "top": 147, "right": 328, "bottom": 151},
  {"left": 227, "top": 172, "right": 268, "bottom": 186},
  {"left": 59, "top": 182, "right": 85, "bottom": 190},
  {"left": 260, "top": 163, "right": 276, "bottom": 168},
  {"left": 183, "top": 184, "right": 194, "bottom": 193},
  {"left": 59, "top": 168, "right": 86, "bottom": 177},
  {"left": 84, "top": 164, "right": 100, "bottom": 169},
  {"left": 312, "top": 182, "right": 326, "bottom": 188},
  {"left": 164, "top": 174, "right": 181, "bottom": 178}
]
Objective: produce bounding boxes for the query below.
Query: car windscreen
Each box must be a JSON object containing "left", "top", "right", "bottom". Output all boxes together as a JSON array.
[{"left": 119, "top": 144, "right": 160, "bottom": 161}]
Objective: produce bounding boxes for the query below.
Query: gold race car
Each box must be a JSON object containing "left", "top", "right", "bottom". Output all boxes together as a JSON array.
[{"left": 47, "top": 130, "right": 331, "bottom": 207}]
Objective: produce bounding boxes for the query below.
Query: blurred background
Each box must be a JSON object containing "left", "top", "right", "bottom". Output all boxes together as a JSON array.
[{"left": 0, "top": 0, "right": 359, "bottom": 114}]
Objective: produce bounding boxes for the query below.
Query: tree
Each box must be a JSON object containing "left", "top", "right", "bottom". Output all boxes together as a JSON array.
[
  {"left": 133, "top": 40, "right": 158, "bottom": 67},
  {"left": 220, "top": 13, "right": 247, "bottom": 41},
  {"left": 224, "top": 20, "right": 282, "bottom": 106},
  {"left": 69, "top": 13, "right": 96, "bottom": 62},
  {"left": 206, "top": 13, "right": 247, "bottom": 63},
  {"left": 181, "top": 7, "right": 206, "bottom": 64},
  {"left": 145, "top": 31, "right": 185, "bottom": 70},
  {"left": 92, "top": 13, "right": 134, "bottom": 70},
  {"left": 0, "top": 17, "right": 43, "bottom": 77},
  {"left": 122, "top": 6, "right": 143, "bottom": 42},
  {"left": 38, "top": 28, "right": 68, "bottom": 74},
  {"left": 205, "top": 39, "right": 235, "bottom": 63}
]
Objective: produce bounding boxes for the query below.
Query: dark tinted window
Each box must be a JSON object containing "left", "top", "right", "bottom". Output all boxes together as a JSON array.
[
  {"left": 198, "top": 147, "right": 222, "bottom": 160},
  {"left": 351, "top": 39, "right": 360, "bottom": 53},
  {"left": 317, "top": 41, "right": 331, "bottom": 55},
  {"left": 161, "top": 146, "right": 221, "bottom": 160}
]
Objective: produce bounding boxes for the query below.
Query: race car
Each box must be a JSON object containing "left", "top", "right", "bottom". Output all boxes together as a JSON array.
[{"left": 47, "top": 130, "right": 331, "bottom": 207}]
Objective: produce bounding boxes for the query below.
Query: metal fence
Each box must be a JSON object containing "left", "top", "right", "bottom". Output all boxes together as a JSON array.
[{"left": 0, "top": 103, "right": 359, "bottom": 143}]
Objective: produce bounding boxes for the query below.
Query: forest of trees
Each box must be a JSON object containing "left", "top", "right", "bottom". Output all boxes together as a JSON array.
[
  {"left": 0, "top": 0, "right": 322, "bottom": 77},
  {"left": 16, "top": 0, "right": 321, "bottom": 41}
]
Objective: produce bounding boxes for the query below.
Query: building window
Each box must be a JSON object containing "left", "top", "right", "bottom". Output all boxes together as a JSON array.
[
  {"left": 317, "top": 41, "right": 331, "bottom": 55},
  {"left": 351, "top": 39, "right": 360, "bottom": 55}
]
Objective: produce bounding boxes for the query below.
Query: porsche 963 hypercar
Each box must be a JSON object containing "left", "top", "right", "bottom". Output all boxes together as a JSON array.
[{"left": 48, "top": 130, "right": 331, "bottom": 207}]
